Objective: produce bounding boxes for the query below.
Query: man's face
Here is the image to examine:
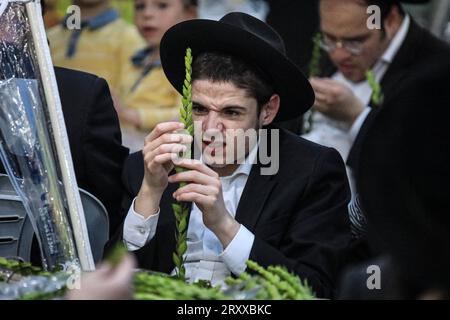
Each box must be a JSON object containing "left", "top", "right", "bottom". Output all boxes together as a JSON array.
[
  {"left": 320, "top": 0, "right": 390, "bottom": 82},
  {"left": 191, "top": 80, "right": 264, "bottom": 168}
]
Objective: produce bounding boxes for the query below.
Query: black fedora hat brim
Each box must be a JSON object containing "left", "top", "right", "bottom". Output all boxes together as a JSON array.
[{"left": 160, "top": 19, "right": 315, "bottom": 122}]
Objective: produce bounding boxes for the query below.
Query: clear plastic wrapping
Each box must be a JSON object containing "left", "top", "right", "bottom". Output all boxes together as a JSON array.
[{"left": 0, "top": 1, "right": 90, "bottom": 271}]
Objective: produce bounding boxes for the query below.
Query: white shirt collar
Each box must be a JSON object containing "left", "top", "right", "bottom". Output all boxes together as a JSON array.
[
  {"left": 223, "top": 142, "right": 258, "bottom": 180},
  {"left": 381, "top": 14, "right": 410, "bottom": 64}
]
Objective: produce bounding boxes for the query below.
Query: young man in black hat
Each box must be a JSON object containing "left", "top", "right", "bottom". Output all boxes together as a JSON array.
[{"left": 119, "top": 12, "right": 352, "bottom": 298}]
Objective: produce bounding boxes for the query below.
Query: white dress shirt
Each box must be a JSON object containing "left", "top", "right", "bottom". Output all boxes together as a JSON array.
[
  {"left": 303, "top": 15, "right": 410, "bottom": 194},
  {"left": 123, "top": 146, "right": 258, "bottom": 286}
]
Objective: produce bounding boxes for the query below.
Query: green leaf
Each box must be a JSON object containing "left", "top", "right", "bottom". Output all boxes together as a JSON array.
[
  {"left": 173, "top": 252, "right": 181, "bottom": 267},
  {"left": 178, "top": 241, "right": 187, "bottom": 255},
  {"left": 179, "top": 217, "right": 188, "bottom": 233}
]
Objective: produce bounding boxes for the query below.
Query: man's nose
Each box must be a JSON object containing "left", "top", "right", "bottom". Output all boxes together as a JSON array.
[
  {"left": 203, "top": 113, "right": 224, "bottom": 131},
  {"left": 331, "top": 47, "right": 352, "bottom": 63}
]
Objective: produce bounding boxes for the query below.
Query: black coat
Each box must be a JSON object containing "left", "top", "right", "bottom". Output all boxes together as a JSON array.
[
  {"left": 341, "top": 19, "right": 450, "bottom": 264},
  {"left": 119, "top": 128, "right": 352, "bottom": 298},
  {"left": 53, "top": 67, "right": 129, "bottom": 235}
]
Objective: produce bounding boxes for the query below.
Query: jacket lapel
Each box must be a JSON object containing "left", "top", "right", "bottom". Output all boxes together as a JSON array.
[
  {"left": 380, "top": 20, "right": 422, "bottom": 96},
  {"left": 235, "top": 161, "right": 277, "bottom": 232}
]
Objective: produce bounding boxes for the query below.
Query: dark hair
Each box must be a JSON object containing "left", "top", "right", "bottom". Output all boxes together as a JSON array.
[
  {"left": 192, "top": 52, "right": 275, "bottom": 112},
  {"left": 182, "top": 0, "right": 198, "bottom": 7}
]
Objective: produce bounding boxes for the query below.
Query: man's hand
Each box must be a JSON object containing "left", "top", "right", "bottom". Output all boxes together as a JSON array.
[
  {"left": 168, "top": 159, "right": 240, "bottom": 248},
  {"left": 67, "top": 254, "right": 136, "bottom": 300},
  {"left": 310, "top": 77, "right": 365, "bottom": 124},
  {"left": 135, "top": 122, "right": 192, "bottom": 218}
]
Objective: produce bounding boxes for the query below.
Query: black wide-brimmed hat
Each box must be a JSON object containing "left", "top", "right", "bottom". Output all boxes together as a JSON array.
[
  {"left": 357, "top": 55, "right": 450, "bottom": 288},
  {"left": 160, "top": 12, "right": 315, "bottom": 122}
]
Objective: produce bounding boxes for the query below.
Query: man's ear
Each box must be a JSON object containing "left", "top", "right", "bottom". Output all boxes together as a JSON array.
[
  {"left": 260, "top": 94, "right": 280, "bottom": 126},
  {"left": 383, "top": 5, "right": 403, "bottom": 40}
]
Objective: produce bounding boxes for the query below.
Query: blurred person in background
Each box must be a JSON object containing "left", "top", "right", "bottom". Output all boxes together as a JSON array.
[
  {"left": 338, "top": 57, "right": 450, "bottom": 299},
  {"left": 43, "top": 0, "right": 63, "bottom": 29},
  {"left": 47, "top": 0, "right": 145, "bottom": 99},
  {"left": 303, "top": 0, "right": 449, "bottom": 189},
  {"left": 113, "top": 0, "right": 197, "bottom": 153},
  {"left": 301, "top": 0, "right": 449, "bottom": 270}
]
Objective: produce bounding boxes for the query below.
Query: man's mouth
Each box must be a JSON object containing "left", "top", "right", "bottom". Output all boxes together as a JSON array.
[{"left": 338, "top": 63, "right": 355, "bottom": 73}]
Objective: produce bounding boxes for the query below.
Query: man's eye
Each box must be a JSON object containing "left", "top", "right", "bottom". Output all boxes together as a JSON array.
[
  {"left": 224, "top": 110, "right": 241, "bottom": 117},
  {"left": 193, "top": 106, "right": 208, "bottom": 114}
]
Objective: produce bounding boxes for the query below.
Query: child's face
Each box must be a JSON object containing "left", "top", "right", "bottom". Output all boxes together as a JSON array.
[{"left": 134, "top": 0, "right": 195, "bottom": 49}]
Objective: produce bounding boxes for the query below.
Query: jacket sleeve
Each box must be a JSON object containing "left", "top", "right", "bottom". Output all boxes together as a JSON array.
[
  {"left": 249, "top": 148, "right": 352, "bottom": 298},
  {"left": 81, "top": 76, "right": 129, "bottom": 236}
]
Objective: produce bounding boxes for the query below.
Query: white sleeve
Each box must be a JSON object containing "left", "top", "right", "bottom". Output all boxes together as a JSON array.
[
  {"left": 123, "top": 198, "right": 160, "bottom": 251},
  {"left": 219, "top": 225, "right": 255, "bottom": 276}
]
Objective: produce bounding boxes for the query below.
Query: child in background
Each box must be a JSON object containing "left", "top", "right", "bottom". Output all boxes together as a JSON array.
[
  {"left": 43, "top": 0, "right": 63, "bottom": 29},
  {"left": 47, "top": 0, "right": 144, "bottom": 97},
  {"left": 115, "top": 0, "right": 197, "bottom": 152}
]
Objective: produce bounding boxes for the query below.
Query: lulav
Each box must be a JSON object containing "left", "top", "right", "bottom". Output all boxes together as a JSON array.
[{"left": 171, "top": 48, "right": 193, "bottom": 280}]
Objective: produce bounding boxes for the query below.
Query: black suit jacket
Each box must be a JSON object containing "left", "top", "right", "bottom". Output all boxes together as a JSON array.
[
  {"left": 120, "top": 128, "right": 351, "bottom": 298},
  {"left": 53, "top": 67, "right": 129, "bottom": 235},
  {"left": 329, "top": 20, "right": 450, "bottom": 264},
  {"left": 349, "top": 20, "right": 450, "bottom": 172}
]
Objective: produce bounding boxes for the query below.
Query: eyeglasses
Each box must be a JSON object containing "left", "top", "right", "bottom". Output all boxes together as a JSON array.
[{"left": 319, "top": 35, "right": 365, "bottom": 55}]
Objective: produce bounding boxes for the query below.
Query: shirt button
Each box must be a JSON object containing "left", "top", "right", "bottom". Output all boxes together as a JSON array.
[{"left": 138, "top": 227, "right": 146, "bottom": 234}]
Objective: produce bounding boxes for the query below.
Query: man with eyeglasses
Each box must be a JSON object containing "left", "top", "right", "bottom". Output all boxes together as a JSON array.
[{"left": 303, "top": 0, "right": 449, "bottom": 197}]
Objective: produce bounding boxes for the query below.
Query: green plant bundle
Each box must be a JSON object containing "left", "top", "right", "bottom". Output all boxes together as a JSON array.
[
  {"left": 134, "top": 271, "right": 226, "bottom": 300},
  {"left": 0, "top": 257, "right": 49, "bottom": 282},
  {"left": 171, "top": 47, "right": 194, "bottom": 281},
  {"left": 309, "top": 32, "right": 323, "bottom": 78},
  {"left": 366, "top": 70, "right": 384, "bottom": 106},
  {"left": 224, "top": 260, "right": 316, "bottom": 300},
  {"left": 0, "top": 258, "right": 315, "bottom": 300}
]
